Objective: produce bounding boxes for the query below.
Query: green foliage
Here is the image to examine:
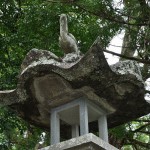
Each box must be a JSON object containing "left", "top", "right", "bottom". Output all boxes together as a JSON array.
[
  {"left": 0, "top": 107, "right": 49, "bottom": 150},
  {"left": 110, "top": 124, "right": 128, "bottom": 140},
  {"left": 110, "top": 115, "right": 150, "bottom": 149},
  {"left": 0, "top": 0, "right": 120, "bottom": 89},
  {"left": 0, "top": 0, "right": 119, "bottom": 149},
  {"left": 0, "top": 0, "right": 149, "bottom": 149}
]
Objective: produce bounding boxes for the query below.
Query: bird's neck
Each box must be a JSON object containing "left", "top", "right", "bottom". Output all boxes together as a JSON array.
[{"left": 60, "top": 20, "right": 68, "bottom": 36}]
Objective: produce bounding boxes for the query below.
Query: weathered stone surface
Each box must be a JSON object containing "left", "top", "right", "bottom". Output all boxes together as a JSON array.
[
  {"left": 0, "top": 90, "right": 18, "bottom": 106},
  {"left": 21, "top": 48, "right": 61, "bottom": 71},
  {"left": 110, "top": 60, "right": 143, "bottom": 82},
  {"left": 0, "top": 37, "right": 149, "bottom": 130},
  {"left": 39, "top": 133, "right": 119, "bottom": 150}
]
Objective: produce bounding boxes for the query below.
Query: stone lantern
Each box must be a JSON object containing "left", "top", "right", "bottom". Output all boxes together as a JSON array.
[
  {"left": 48, "top": 96, "right": 118, "bottom": 150},
  {"left": 0, "top": 37, "right": 147, "bottom": 150},
  {"left": 50, "top": 97, "right": 111, "bottom": 144}
]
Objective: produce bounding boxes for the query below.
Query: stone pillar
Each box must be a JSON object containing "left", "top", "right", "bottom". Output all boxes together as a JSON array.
[
  {"left": 79, "top": 99, "right": 89, "bottom": 135},
  {"left": 98, "top": 115, "right": 108, "bottom": 142},
  {"left": 72, "top": 125, "right": 79, "bottom": 138},
  {"left": 50, "top": 110, "right": 60, "bottom": 145}
]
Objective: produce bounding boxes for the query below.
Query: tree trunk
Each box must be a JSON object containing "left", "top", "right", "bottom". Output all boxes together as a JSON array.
[{"left": 120, "top": 23, "right": 140, "bottom": 61}]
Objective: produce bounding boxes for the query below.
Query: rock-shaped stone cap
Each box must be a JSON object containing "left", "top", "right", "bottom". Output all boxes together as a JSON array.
[{"left": 0, "top": 37, "right": 149, "bottom": 130}]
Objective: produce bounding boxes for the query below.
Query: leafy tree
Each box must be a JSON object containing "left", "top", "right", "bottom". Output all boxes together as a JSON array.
[
  {"left": 109, "top": 114, "right": 150, "bottom": 149},
  {"left": 0, "top": 0, "right": 149, "bottom": 149}
]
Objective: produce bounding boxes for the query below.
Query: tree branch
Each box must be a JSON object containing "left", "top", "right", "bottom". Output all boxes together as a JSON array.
[
  {"left": 102, "top": 48, "right": 150, "bottom": 64},
  {"left": 74, "top": 3, "right": 150, "bottom": 26},
  {"left": 128, "top": 138, "right": 150, "bottom": 148},
  {"left": 47, "top": 0, "right": 150, "bottom": 26},
  {"left": 47, "top": 0, "right": 75, "bottom": 3},
  {"left": 137, "top": 131, "right": 150, "bottom": 135},
  {"left": 132, "top": 123, "right": 150, "bottom": 133},
  {"left": 138, "top": 0, "right": 149, "bottom": 8},
  {"left": 135, "top": 119, "right": 150, "bottom": 123},
  {"left": 145, "top": 90, "right": 150, "bottom": 94}
]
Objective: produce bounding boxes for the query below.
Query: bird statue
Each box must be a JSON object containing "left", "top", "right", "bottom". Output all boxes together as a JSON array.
[{"left": 59, "top": 14, "right": 79, "bottom": 55}]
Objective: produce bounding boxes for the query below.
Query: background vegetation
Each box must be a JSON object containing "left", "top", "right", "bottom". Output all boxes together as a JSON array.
[{"left": 0, "top": 0, "right": 149, "bottom": 149}]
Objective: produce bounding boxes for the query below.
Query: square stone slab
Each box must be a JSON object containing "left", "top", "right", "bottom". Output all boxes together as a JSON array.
[{"left": 39, "top": 133, "right": 118, "bottom": 150}]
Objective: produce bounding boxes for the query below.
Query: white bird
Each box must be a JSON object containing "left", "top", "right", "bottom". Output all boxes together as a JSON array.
[{"left": 59, "top": 14, "right": 79, "bottom": 55}]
